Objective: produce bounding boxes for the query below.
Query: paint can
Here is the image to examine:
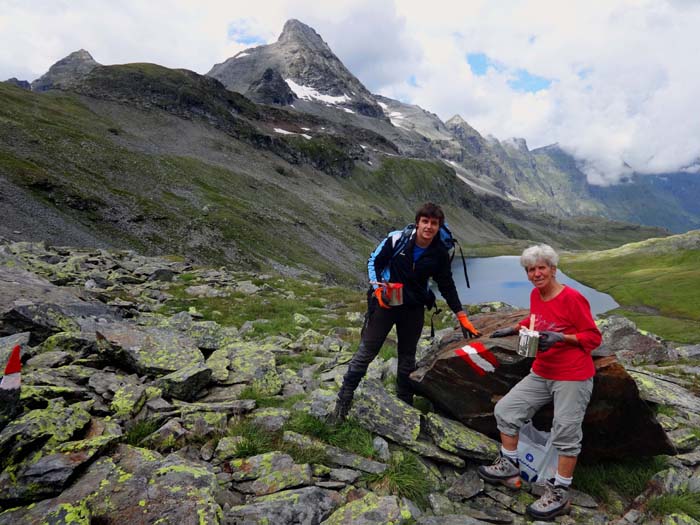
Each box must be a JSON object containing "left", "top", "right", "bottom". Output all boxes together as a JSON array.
[
  {"left": 386, "top": 282, "right": 403, "bottom": 306},
  {"left": 517, "top": 328, "right": 539, "bottom": 357}
]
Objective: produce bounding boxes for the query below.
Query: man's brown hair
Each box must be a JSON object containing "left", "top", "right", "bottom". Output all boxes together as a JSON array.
[{"left": 415, "top": 202, "right": 445, "bottom": 227}]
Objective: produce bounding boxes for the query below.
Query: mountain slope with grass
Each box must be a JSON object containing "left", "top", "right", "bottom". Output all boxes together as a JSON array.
[
  {"left": 561, "top": 230, "right": 700, "bottom": 343},
  {"left": 0, "top": 70, "right": 665, "bottom": 284}
]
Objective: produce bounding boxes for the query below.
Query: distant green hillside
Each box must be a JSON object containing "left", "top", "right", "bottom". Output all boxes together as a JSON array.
[
  {"left": 561, "top": 231, "right": 700, "bottom": 343},
  {"left": 0, "top": 66, "right": 668, "bottom": 284}
]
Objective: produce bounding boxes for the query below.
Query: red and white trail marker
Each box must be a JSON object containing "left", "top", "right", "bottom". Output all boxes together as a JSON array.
[
  {"left": 1, "top": 345, "right": 21, "bottom": 390},
  {"left": 454, "top": 342, "right": 499, "bottom": 376}
]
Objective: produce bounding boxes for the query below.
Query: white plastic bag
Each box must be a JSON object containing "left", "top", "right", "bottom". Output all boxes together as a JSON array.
[{"left": 517, "top": 421, "right": 558, "bottom": 482}]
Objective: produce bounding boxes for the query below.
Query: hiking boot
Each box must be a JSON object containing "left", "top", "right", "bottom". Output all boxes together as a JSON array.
[
  {"left": 477, "top": 454, "right": 522, "bottom": 489},
  {"left": 327, "top": 397, "right": 352, "bottom": 425},
  {"left": 526, "top": 480, "right": 571, "bottom": 520}
]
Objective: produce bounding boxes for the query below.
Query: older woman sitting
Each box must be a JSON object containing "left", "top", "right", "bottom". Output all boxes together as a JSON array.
[{"left": 477, "top": 244, "right": 602, "bottom": 520}]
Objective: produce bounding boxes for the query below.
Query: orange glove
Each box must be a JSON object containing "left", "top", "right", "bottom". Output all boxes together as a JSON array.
[
  {"left": 457, "top": 311, "right": 481, "bottom": 338},
  {"left": 374, "top": 287, "right": 391, "bottom": 309}
]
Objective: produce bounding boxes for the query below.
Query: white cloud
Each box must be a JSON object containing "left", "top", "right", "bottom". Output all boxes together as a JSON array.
[{"left": 2, "top": 0, "right": 700, "bottom": 184}]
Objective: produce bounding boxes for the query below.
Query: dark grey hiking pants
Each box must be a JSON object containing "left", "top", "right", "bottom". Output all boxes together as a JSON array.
[{"left": 338, "top": 299, "right": 424, "bottom": 405}]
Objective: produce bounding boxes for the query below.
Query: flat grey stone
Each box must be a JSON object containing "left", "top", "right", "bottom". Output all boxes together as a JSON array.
[
  {"left": 283, "top": 431, "right": 387, "bottom": 474},
  {"left": 445, "top": 470, "right": 483, "bottom": 501},
  {"left": 224, "top": 486, "right": 341, "bottom": 524}
]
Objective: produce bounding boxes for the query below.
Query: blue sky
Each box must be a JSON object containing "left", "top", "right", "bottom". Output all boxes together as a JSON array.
[
  {"left": 227, "top": 20, "right": 267, "bottom": 46},
  {"left": 467, "top": 52, "right": 552, "bottom": 93}
]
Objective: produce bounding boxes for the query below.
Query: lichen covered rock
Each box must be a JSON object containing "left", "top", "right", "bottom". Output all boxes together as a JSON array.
[
  {"left": 224, "top": 486, "right": 341, "bottom": 524},
  {"left": 0, "top": 445, "right": 223, "bottom": 525},
  {"left": 155, "top": 362, "right": 212, "bottom": 401},
  {"left": 95, "top": 323, "right": 205, "bottom": 376},
  {"left": 351, "top": 379, "right": 421, "bottom": 445},
  {"left": 0, "top": 400, "right": 92, "bottom": 470},
  {"left": 322, "top": 492, "right": 414, "bottom": 525},
  {"left": 425, "top": 412, "right": 499, "bottom": 461}
]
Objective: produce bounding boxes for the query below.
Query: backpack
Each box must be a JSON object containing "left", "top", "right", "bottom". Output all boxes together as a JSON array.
[
  {"left": 386, "top": 223, "right": 471, "bottom": 338},
  {"left": 390, "top": 223, "right": 470, "bottom": 288}
]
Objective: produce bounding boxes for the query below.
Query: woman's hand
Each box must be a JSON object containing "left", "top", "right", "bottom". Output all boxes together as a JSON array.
[
  {"left": 538, "top": 331, "right": 565, "bottom": 351},
  {"left": 491, "top": 327, "right": 518, "bottom": 338}
]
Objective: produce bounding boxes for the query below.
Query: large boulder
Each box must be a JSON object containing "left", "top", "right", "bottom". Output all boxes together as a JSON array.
[
  {"left": 95, "top": 322, "right": 205, "bottom": 376},
  {"left": 350, "top": 379, "right": 466, "bottom": 467},
  {"left": 0, "top": 400, "right": 93, "bottom": 471},
  {"left": 0, "top": 445, "right": 222, "bottom": 525},
  {"left": 224, "top": 486, "right": 342, "bottom": 524},
  {"left": 155, "top": 363, "right": 212, "bottom": 401},
  {"left": 0, "top": 434, "right": 118, "bottom": 504},
  {"left": 205, "top": 341, "right": 281, "bottom": 394},
  {"left": 410, "top": 310, "right": 675, "bottom": 461},
  {"left": 0, "top": 266, "right": 117, "bottom": 345},
  {"left": 322, "top": 492, "right": 415, "bottom": 525},
  {"left": 597, "top": 316, "right": 676, "bottom": 365}
]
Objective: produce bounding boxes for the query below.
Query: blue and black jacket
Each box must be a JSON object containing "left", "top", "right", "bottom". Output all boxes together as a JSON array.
[{"left": 367, "top": 228, "right": 463, "bottom": 313}]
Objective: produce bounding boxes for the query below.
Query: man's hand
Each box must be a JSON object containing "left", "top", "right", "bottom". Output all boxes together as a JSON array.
[
  {"left": 374, "top": 287, "right": 391, "bottom": 309},
  {"left": 457, "top": 311, "right": 481, "bottom": 338},
  {"left": 538, "top": 331, "right": 565, "bottom": 351},
  {"left": 491, "top": 327, "right": 518, "bottom": 338}
]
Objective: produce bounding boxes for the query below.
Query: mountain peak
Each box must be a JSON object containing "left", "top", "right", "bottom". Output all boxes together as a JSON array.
[
  {"left": 504, "top": 137, "right": 529, "bottom": 153},
  {"left": 446, "top": 114, "right": 486, "bottom": 155},
  {"left": 31, "top": 49, "right": 99, "bottom": 92},
  {"left": 68, "top": 49, "right": 95, "bottom": 61},
  {"left": 446, "top": 114, "right": 467, "bottom": 126},
  {"left": 445, "top": 114, "right": 480, "bottom": 134},
  {"left": 207, "top": 19, "right": 384, "bottom": 118},
  {"left": 278, "top": 19, "right": 330, "bottom": 53}
]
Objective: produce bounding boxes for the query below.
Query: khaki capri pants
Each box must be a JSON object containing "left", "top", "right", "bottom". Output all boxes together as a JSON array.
[{"left": 494, "top": 372, "right": 594, "bottom": 457}]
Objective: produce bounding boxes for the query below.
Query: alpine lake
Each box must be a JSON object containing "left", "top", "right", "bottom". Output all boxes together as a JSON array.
[{"left": 441, "top": 256, "right": 619, "bottom": 315}]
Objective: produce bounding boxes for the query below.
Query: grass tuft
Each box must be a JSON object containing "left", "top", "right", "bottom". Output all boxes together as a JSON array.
[
  {"left": 364, "top": 451, "right": 431, "bottom": 508},
  {"left": 654, "top": 404, "right": 678, "bottom": 417},
  {"left": 286, "top": 412, "right": 376, "bottom": 458},
  {"left": 647, "top": 492, "right": 700, "bottom": 520},
  {"left": 227, "top": 419, "right": 280, "bottom": 458},
  {"left": 574, "top": 456, "right": 668, "bottom": 504},
  {"left": 124, "top": 419, "right": 161, "bottom": 446},
  {"left": 277, "top": 351, "right": 318, "bottom": 371},
  {"left": 281, "top": 442, "right": 329, "bottom": 465}
]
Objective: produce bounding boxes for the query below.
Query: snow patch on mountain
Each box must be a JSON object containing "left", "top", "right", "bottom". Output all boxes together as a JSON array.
[
  {"left": 274, "top": 128, "right": 311, "bottom": 140},
  {"left": 284, "top": 79, "right": 350, "bottom": 104}
]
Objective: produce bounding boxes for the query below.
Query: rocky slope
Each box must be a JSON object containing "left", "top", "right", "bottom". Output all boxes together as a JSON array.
[{"left": 2, "top": 241, "right": 700, "bottom": 524}]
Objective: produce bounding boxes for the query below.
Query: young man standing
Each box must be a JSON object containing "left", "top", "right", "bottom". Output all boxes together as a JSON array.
[{"left": 329, "top": 202, "right": 481, "bottom": 423}]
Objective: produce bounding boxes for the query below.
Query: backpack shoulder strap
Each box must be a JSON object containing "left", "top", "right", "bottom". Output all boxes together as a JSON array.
[
  {"left": 391, "top": 224, "right": 415, "bottom": 257},
  {"left": 440, "top": 223, "right": 470, "bottom": 289}
]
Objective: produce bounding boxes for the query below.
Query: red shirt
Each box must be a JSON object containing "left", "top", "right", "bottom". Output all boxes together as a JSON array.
[{"left": 518, "top": 285, "right": 602, "bottom": 381}]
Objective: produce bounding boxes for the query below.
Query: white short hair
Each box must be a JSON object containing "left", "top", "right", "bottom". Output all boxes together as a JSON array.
[{"left": 520, "top": 244, "right": 559, "bottom": 269}]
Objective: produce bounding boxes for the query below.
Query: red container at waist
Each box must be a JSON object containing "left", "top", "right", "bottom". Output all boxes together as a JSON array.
[{"left": 386, "top": 282, "right": 403, "bottom": 306}]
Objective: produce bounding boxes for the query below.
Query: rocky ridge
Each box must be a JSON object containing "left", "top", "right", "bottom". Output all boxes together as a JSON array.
[{"left": 2, "top": 240, "right": 700, "bottom": 524}]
